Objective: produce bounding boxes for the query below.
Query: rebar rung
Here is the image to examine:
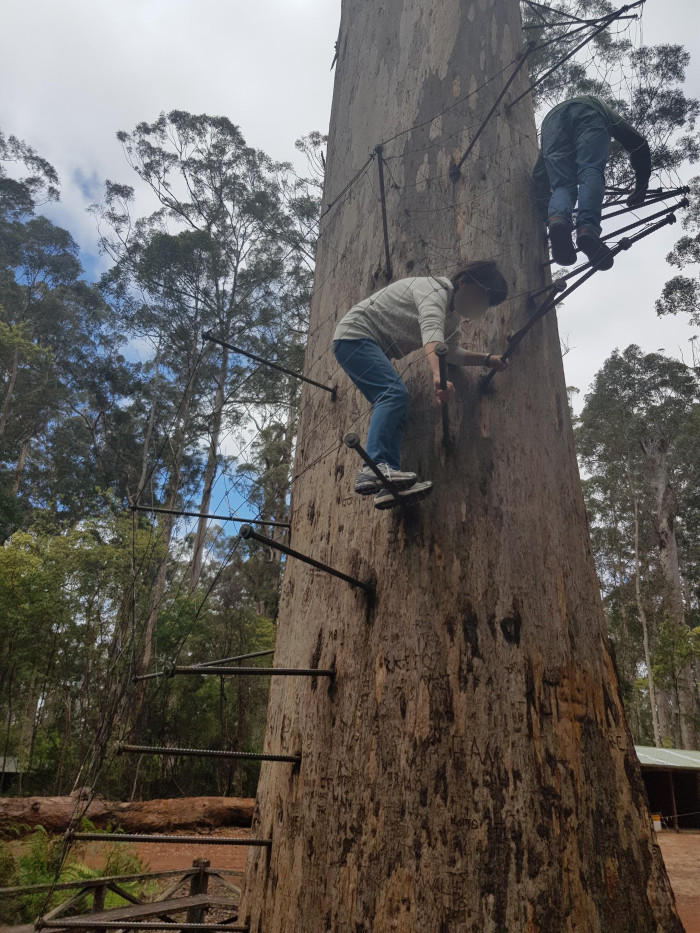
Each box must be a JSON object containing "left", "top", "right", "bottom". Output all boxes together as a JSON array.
[
  {"left": 0, "top": 868, "right": 212, "bottom": 896},
  {"left": 205, "top": 331, "right": 336, "bottom": 398},
  {"left": 118, "top": 743, "right": 301, "bottom": 763},
  {"left": 239, "top": 524, "right": 374, "bottom": 594},
  {"left": 375, "top": 144, "right": 393, "bottom": 281},
  {"left": 134, "top": 651, "right": 277, "bottom": 682},
  {"left": 545, "top": 200, "right": 687, "bottom": 269},
  {"left": 600, "top": 186, "right": 690, "bottom": 221},
  {"left": 170, "top": 666, "right": 334, "bottom": 677},
  {"left": 435, "top": 344, "right": 450, "bottom": 448},
  {"left": 38, "top": 923, "right": 248, "bottom": 931},
  {"left": 70, "top": 832, "right": 270, "bottom": 847},
  {"left": 482, "top": 211, "right": 676, "bottom": 390},
  {"left": 194, "top": 649, "right": 275, "bottom": 667},
  {"left": 132, "top": 504, "right": 289, "bottom": 528},
  {"left": 343, "top": 433, "right": 402, "bottom": 501}
]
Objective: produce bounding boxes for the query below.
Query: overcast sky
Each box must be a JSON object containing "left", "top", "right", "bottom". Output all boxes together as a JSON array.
[{"left": 1, "top": 0, "right": 699, "bottom": 409}]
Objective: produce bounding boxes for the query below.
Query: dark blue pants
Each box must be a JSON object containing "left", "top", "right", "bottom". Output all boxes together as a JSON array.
[
  {"left": 542, "top": 101, "right": 610, "bottom": 236},
  {"left": 333, "top": 338, "right": 408, "bottom": 469}
]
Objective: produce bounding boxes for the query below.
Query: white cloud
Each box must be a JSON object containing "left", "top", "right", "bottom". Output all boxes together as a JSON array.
[
  {"left": 1, "top": 0, "right": 339, "bottom": 256},
  {"left": 563, "top": 220, "right": 699, "bottom": 409}
]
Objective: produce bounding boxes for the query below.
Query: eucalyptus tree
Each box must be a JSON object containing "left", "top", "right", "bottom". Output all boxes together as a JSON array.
[
  {"left": 0, "top": 131, "right": 138, "bottom": 531},
  {"left": 521, "top": 1, "right": 699, "bottom": 188},
  {"left": 577, "top": 345, "right": 699, "bottom": 747},
  {"left": 95, "top": 112, "right": 315, "bottom": 709},
  {"left": 241, "top": 1, "right": 683, "bottom": 929},
  {"left": 657, "top": 175, "right": 700, "bottom": 324}
]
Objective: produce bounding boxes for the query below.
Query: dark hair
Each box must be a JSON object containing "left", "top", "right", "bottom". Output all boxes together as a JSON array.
[{"left": 451, "top": 260, "right": 508, "bottom": 306}]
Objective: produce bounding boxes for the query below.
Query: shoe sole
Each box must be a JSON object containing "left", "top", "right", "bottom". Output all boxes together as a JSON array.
[
  {"left": 549, "top": 224, "right": 577, "bottom": 266},
  {"left": 355, "top": 476, "right": 417, "bottom": 495},
  {"left": 374, "top": 482, "right": 433, "bottom": 510},
  {"left": 578, "top": 236, "right": 614, "bottom": 271}
]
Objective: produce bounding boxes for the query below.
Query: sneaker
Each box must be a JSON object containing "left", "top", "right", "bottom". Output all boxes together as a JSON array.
[
  {"left": 577, "top": 227, "right": 614, "bottom": 271},
  {"left": 374, "top": 480, "right": 433, "bottom": 510},
  {"left": 354, "top": 463, "right": 417, "bottom": 496},
  {"left": 548, "top": 217, "right": 577, "bottom": 266}
]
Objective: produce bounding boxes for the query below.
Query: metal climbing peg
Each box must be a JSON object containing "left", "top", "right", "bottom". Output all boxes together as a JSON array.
[
  {"left": 239, "top": 523, "right": 374, "bottom": 595},
  {"left": 343, "top": 433, "right": 403, "bottom": 504},
  {"left": 435, "top": 343, "right": 450, "bottom": 448}
]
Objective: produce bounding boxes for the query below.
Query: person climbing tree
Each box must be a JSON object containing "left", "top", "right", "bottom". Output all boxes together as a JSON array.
[
  {"left": 533, "top": 95, "right": 651, "bottom": 270},
  {"left": 332, "top": 262, "right": 508, "bottom": 509}
]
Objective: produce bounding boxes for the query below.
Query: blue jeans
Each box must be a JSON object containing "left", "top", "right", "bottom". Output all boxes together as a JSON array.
[
  {"left": 542, "top": 101, "right": 610, "bottom": 236},
  {"left": 333, "top": 338, "right": 408, "bottom": 469}
]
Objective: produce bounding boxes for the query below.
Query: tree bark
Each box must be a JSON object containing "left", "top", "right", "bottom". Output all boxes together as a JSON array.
[
  {"left": 136, "top": 372, "right": 196, "bottom": 681},
  {"left": 642, "top": 435, "right": 697, "bottom": 749},
  {"left": 241, "top": 2, "right": 683, "bottom": 930},
  {"left": 0, "top": 664, "right": 15, "bottom": 794},
  {"left": 12, "top": 436, "right": 30, "bottom": 495},
  {"left": 0, "top": 345, "right": 20, "bottom": 438},
  {"left": 632, "top": 493, "right": 662, "bottom": 747},
  {"left": 135, "top": 344, "right": 164, "bottom": 502},
  {"left": 191, "top": 345, "right": 228, "bottom": 590},
  {"left": 117, "top": 372, "right": 196, "bottom": 743}
]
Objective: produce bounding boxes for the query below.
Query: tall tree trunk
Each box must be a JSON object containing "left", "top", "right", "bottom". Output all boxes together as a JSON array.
[
  {"left": 135, "top": 345, "right": 164, "bottom": 501},
  {"left": 632, "top": 493, "right": 662, "bottom": 747},
  {"left": 1, "top": 664, "right": 14, "bottom": 794},
  {"left": 136, "top": 372, "right": 197, "bottom": 678},
  {"left": 233, "top": 670, "right": 248, "bottom": 796},
  {"left": 55, "top": 693, "right": 72, "bottom": 795},
  {"left": 241, "top": 2, "right": 682, "bottom": 930},
  {"left": 137, "top": 509, "right": 176, "bottom": 679},
  {"left": 191, "top": 346, "right": 228, "bottom": 590},
  {"left": 0, "top": 345, "right": 20, "bottom": 438},
  {"left": 128, "top": 438, "right": 190, "bottom": 735},
  {"left": 111, "top": 372, "right": 197, "bottom": 744},
  {"left": 12, "top": 436, "right": 30, "bottom": 495},
  {"left": 642, "top": 435, "right": 697, "bottom": 748},
  {"left": 28, "top": 633, "right": 57, "bottom": 777},
  {"left": 16, "top": 674, "right": 38, "bottom": 794}
]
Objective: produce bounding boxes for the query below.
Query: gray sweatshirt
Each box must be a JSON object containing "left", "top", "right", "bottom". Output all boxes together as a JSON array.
[{"left": 333, "top": 276, "right": 462, "bottom": 360}]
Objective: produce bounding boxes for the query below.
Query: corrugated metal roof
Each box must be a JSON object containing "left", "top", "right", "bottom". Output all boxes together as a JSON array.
[{"left": 635, "top": 746, "right": 700, "bottom": 770}]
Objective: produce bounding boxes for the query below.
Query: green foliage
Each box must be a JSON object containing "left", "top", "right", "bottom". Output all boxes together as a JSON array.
[
  {"left": 0, "top": 132, "right": 142, "bottom": 529},
  {"left": 521, "top": 2, "right": 699, "bottom": 188},
  {"left": 0, "top": 130, "right": 59, "bottom": 223},
  {"left": 657, "top": 176, "right": 700, "bottom": 324},
  {"left": 0, "top": 826, "right": 151, "bottom": 925},
  {"left": 576, "top": 345, "right": 700, "bottom": 743},
  {"left": 515, "top": 8, "right": 700, "bottom": 325},
  {"left": 0, "top": 120, "right": 314, "bottom": 799}
]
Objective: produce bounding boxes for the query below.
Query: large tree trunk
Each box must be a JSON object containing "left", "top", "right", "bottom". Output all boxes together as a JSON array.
[
  {"left": 241, "top": 2, "right": 682, "bottom": 929},
  {"left": 632, "top": 491, "right": 662, "bottom": 747},
  {"left": 642, "top": 435, "right": 697, "bottom": 749},
  {"left": 191, "top": 345, "right": 228, "bottom": 590}
]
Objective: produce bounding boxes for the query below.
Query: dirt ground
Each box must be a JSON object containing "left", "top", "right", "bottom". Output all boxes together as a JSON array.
[
  {"left": 76, "top": 825, "right": 252, "bottom": 875},
  {"left": 116, "top": 830, "right": 700, "bottom": 932},
  {"left": 657, "top": 831, "right": 700, "bottom": 933},
  {"left": 7, "top": 827, "right": 700, "bottom": 929}
]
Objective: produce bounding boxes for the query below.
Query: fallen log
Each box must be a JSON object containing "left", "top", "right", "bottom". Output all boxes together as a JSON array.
[{"left": 0, "top": 796, "right": 254, "bottom": 837}]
